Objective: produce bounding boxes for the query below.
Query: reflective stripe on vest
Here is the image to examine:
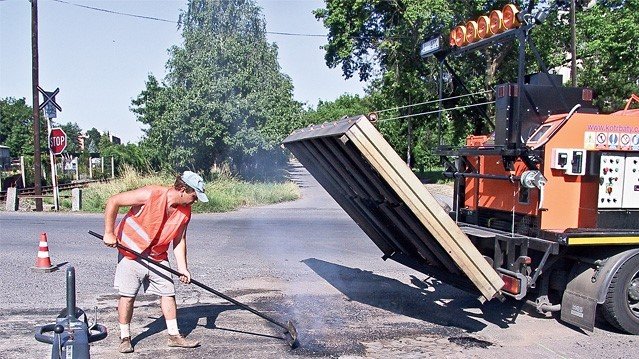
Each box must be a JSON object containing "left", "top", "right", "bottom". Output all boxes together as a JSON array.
[
  {"left": 119, "top": 231, "right": 144, "bottom": 254},
  {"left": 116, "top": 186, "right": 190, "bottom": 261}
]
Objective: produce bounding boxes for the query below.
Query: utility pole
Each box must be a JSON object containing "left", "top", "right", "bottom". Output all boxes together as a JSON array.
[
  {"left": 406, "top": 95, "right": 413, "bottom": 168},
  {"left": 570, "top": 0, "right": 577, "bottom": 86},
  {"left": 31, "top": 0, "right": 43, "bottom": 211}
]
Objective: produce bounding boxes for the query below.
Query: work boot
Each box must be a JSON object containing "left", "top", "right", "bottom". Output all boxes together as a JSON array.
[
  {"left": 118, "top": 337, "right": 134, "bottom": 353},
  {"left": 167, "top": 334, "right": 200, "bottom": 348}
]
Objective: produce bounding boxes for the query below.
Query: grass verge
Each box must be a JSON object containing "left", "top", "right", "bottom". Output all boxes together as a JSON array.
[{"left": 56, "top": 168, "right": 300, "bottom": 213}]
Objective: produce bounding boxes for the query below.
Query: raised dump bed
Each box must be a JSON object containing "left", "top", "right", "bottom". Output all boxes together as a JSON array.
[{"left": 283, "top": 115, "right": 504, "bottom": 301}]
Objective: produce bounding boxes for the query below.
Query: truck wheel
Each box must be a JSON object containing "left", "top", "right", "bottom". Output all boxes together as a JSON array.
[{"left": 602, "top": 254, "right": 639, "bottom": 334}]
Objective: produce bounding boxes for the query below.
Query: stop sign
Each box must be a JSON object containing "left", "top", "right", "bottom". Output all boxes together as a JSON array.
[{"left": 49, "top": 127, "right": 67, "bottom": 155}]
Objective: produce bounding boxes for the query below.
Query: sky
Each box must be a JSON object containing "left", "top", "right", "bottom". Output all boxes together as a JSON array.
[{"left": 0, "top": 0, "right": 366, "bottom": 143}]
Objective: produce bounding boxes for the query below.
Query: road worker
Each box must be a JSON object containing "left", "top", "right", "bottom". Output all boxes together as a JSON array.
[{"left": 102, "top": 171, "right": 208, "bottom": 353}]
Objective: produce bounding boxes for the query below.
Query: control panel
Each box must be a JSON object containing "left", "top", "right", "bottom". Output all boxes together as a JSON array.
[
  {"left": 622, "top": 153, "right": 639, "bottom": 208},
  {"left": 551, "top": 148, "right": 586, "bottom": 175},
  {"left": 596, "top": 152, "right": 639, "bottom": 209},
  {"left": 598, "top": 153, "right": 625, "bottom": 208}
]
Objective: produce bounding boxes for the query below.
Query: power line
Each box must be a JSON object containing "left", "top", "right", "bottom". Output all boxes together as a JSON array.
[
  {"left": 52, "top": 0, "right": 176, "bottom": 23},
  {"left": 375, "top": 90, "right": 492, "bottom": 114},
  {"left": 266, "top": 31, "right": 324, "bottom": 37},
  {"left": 51, "top": 0, "right": 327, "bottom": 37},
  {"left": 378, "top": 101, "right": 495, "bottom": 122}
]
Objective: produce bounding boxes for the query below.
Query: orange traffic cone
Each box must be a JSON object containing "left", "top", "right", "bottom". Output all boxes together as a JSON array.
[{"left": 31, "top": 232, "right": 57, "bottom": 272}]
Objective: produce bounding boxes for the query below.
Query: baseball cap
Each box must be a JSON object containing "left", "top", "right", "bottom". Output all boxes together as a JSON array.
[{"left": 181, "top": 171, "right": 209, "bottom": 203}]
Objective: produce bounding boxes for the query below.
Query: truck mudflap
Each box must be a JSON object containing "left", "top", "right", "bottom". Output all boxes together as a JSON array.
[
  {"left": 283, "top": 116, "right": 505, "bottom": 301},
  {"left": 561, "top": 248, "right": 639, "bottom": 332},
  {"left": 561, "top": 261, "right": 598, "bottom": 331}
]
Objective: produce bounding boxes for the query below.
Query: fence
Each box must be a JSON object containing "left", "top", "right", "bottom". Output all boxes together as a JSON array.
[{"left": 0, "top": 155, "right": 115, "bottom": 191}]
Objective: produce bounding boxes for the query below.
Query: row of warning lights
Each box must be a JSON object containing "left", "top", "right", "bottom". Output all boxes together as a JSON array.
[{"left": 450, "top": 4, "right": 522, "bottom": 48}]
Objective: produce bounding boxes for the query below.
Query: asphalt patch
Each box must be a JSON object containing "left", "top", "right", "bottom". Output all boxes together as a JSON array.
[{"left": 448, "top": 336, "right": 493, "bottom": 349}]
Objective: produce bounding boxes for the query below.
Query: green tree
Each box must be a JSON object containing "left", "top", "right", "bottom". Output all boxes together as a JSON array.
[
  {"left": 99, "top": 133, "right": 150, "bottom": 175},
  {"left": 571, "top": 1, "right": 639, "bottom": 111},
  {"left": 133, "top": 0, "right": 302, "bottom": 179},
  {"left": 315, "top": 0, "right": 510, "bottom": 170},
  {"left": 0, "top": 97, "right": 50, "bottom": 159},
  {"left": 315, "top": 1, "right": 639, "bottom": 171},
  {"left": 130, "top": 75, "right": 171, "bottom": 170},
  {"left": 0, "top": 97, "right": 60, "bottom": 187},
  {"left": 302, "top": 94, "right": 371, "bottom": 125},
  {"left": 0, "top": 97, "right": 34, "bottom": 155},
  {"left": 531, "top": 1, "right": 639, "bottom": 112},
  {"left": 59, "top": 122, "right": 82, "bottom": 155},
  {"left": 85, "top": 127, "right": 101, "bottom": 155}
]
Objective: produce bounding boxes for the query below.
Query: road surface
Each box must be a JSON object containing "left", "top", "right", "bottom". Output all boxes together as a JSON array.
[{"left": 0, "top": 162, "right": 635, "bottom": 358}]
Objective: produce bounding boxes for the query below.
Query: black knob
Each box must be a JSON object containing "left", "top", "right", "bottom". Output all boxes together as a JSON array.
[{"left": 54, "top": 325, "right": 65, "bottom": 334}]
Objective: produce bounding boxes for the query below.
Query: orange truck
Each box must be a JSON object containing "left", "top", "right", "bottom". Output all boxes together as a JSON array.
[{"left": 284, "top": 4, "right": 639, "bottom": 335}]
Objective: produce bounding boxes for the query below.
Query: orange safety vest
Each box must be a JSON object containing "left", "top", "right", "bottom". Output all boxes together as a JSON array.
[{"left": 115, "top": 186, "right": 191, "bottom": 261}]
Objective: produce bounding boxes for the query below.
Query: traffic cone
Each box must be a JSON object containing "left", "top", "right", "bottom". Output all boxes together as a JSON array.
[{"left": 31, "top": 232, "right": 57, "bottom": 272}]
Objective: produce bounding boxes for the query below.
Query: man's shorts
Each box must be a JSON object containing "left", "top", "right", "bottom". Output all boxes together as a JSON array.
[{"left": 114, "top": 254, "right": 175, "bottom": 297}]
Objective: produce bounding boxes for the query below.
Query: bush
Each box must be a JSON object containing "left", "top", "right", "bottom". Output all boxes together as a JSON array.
[{"left": 77, "top": 166, "right": 299, "bottom": 213}]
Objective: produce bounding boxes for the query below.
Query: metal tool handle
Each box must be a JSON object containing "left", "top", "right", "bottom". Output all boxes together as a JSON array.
[
  {"left": 88, "top": 324, "right": 108, "bottom": 343},
  {"left": 35, "top": 322, "right": 107, "bottom": 343},
  {"left": 34, "top": 324, "right": 56, "bottom": 344},
  {"left": 88, "top": 230, "right": 290, "bottom": 332}
]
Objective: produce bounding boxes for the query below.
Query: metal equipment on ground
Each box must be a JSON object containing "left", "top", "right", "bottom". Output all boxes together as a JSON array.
[{"left": 35, "top": 266, "right": 108, "bottom": 359}]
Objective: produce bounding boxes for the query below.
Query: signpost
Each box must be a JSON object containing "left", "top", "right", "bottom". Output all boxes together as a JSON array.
[
  {"left": 39, "top": 86, "right": 62, "bottom": 211},
  {"left": 38, "top": 87, "right": 61, "bottom": 116},
  {"left": 49, "top": 128, "right": 67, "bottom": 155}
]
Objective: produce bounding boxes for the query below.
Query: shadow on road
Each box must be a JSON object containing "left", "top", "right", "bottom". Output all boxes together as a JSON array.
[
  {"left": 303, "top": 258, "right": 525, "bottom": 332},
  {"left": 131, "top": 303, "right": 281, "bottom": 346}
]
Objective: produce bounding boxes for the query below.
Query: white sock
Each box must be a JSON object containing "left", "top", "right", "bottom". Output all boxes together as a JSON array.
[
  {"left": 166, "top": 319, "right": 179, "bottom": 336},
  {"left": 119, "top": 323, "right": 131, "bottom": 339}
]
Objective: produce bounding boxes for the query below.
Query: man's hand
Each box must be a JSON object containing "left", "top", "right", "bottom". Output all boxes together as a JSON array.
[
  {"left": 178, "top": 268, "right": 191, "bottom": 284},
  {"left": 103, "top": 233, "right": 118, "bottom": 248}
]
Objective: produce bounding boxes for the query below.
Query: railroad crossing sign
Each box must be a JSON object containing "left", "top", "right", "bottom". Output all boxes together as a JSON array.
[
  {"left": 49, "top": 127, "right": 67, "bottom": 155},
  {"left": 38, "top": 86, "right": 61, "bottom": 118}
]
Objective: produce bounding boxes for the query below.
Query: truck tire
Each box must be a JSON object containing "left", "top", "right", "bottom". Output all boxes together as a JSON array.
[{"left": 602, "top": 254, "right": 639, "bottom": 334}]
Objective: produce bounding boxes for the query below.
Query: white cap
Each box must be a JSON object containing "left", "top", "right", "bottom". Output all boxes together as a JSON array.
[{"left": 181, "top": 171, "right": 208, "bottom": 203}]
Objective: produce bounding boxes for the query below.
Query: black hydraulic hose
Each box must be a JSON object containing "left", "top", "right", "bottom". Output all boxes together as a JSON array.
[{"left": 88, "top": 230, "right": 298, "bottom": 347}]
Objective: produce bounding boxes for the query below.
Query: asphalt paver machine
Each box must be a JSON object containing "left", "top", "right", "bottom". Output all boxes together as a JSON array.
[{"left": 284, "top": 3, "right": 639, "bottom": 334}]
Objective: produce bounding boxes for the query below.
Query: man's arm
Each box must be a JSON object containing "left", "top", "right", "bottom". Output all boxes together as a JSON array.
[
  {"left": 102, "top": 187, "right": 151, "bottom": 247},
  {"left": 172, "top": 226, "right": 191, "bottom": 283}
]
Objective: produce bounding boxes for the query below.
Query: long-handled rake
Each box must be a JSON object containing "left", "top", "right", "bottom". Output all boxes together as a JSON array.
[{"left": 88, "top": 230, "right": 298, "bottom": 348}]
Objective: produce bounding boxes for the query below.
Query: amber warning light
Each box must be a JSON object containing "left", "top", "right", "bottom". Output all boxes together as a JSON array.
[{"left": 450, "top": 4, "right": 522, "bottom": 48}]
